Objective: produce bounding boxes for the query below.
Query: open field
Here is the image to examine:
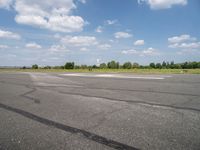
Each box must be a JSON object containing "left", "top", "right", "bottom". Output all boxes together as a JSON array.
[
  {"left": 0, "top": 72, "right": 200, "bottom": 150},
  {"left": 1, "top": 68, "right": 200, "bottom": 74}
]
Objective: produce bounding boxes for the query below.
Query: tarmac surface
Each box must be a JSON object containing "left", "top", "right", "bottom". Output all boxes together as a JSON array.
[{"left": 0, "top": 72, "right": 200, "bottom": 150}]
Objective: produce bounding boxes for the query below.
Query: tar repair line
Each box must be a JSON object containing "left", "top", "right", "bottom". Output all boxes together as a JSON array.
[{"left": 0, "top": 103, "right": 139, "bottom": 150}]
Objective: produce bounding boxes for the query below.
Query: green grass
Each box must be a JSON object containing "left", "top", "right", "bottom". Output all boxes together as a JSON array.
[{"left": 1, "top": 68, "right": 200, "bottom": 74}]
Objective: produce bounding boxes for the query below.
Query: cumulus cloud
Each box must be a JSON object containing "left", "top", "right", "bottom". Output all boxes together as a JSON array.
[
  {"left": 98, "top": 44, "right": 111, "bottom": 50},
  {"left": 122, "top": 47, "right": 159, "bottom": 56},
  {"left": 0, "top": 0, "right": 13, "bottom": 9},
  {"left": 25, "top": 42, "right": 41, "bottom": 49},
  {"left": 106, "top": 19, "right": 118, "bottom": 25},
  {"left": 138, "top": 0, "right": 187, "bottom": 9},
  {"left": 49, "top": 45, "right": 69, "bottom": 52},
  {"left": 0, "top": 44, "right": 9, "bottom": 49},
  {"left": 79, "top": 0, "right": 86, "bottom": 4},
  {"left": 169, "top": 42, "right": 200, "bottom": 49},
  {"left": 134, "top": 40, "right": 145, "bottom": 46},
  {"left": 0, "top": 29, "right": 20, "bottom": 39},
  {"left": 2, "top": 0, "right": 85, "bottom": 32},
  {"left": 168, "top": 34, "right": 200, "bottom": 51},
  {"left": 61, "top": 35, "right": 98, "bottom": 47},
  {"left": 168, "top": 34, "right": 196, "bottom": 43},
  {"left": 80, "top": 47, "right": 89, "bottom": 51},
  {"left": 95, "top": 26, "right": 103, "bottom": 33},
  {"left": 114, "top": 32, "right": 132, "bottom": 39}
]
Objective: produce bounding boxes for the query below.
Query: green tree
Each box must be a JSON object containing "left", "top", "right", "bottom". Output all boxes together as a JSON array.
[
  {"left": 99, "top": 63, "right": 107, "bottom": 69},
  {"left": 162, "top": 61, "right": 167, "bottom": 68},
  {"left": 155, "top": 63, "right": 162, "bottom": 69},
  {"left": 170, "top": 61, "right": 175, "bottom": 69},
  {"left": 64, "top": 62, "right": 74, "bottom": 69},
  {"left": 132, "top": 62, "right": 139, "bottom": 69},
  {"left": 123, "top": 62, "right": 132, "bottom": 69},
  {"left": 80, "top": 65, "right": 88, "bottom": 69},
  {"left": 149, "top": 62, "right": 155, "bottom": 68},
  {"left": 32, "top": 64, "right": 38, "bottom": 69},
  {"left": 107, "top": 60, "right": 119, "bottom": 69},
  {"left": 44, "top": 66, "right": 51, "bottom": 69}
]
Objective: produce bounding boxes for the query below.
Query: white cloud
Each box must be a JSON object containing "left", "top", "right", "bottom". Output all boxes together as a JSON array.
[
  {"left": 25, "top": 42, "right": 41, "bottom": 49},
  {"left": 0, "top": 29, "right": 21, "bottom": 39},
  {"left": 114, "top": 32, "right": 132, "bottom": 39},
  {"left": 61, "top": 35, "right": 98, "bottom": 47},
  {"left": 122, "top": 47, "right": 159, "bottom": 56},
  {"left": 122, "top": 49, "right": 138, "bottom": 54},
  {"left": 79, "top": 0, "right": 86, "bottom": 4},
  {"left": 168, "top": 34, "right": 200, "bottom": 51},
  {"left": 138, "top": 0, "right": 187, "bottom": 9},
  {"left": 168, "top": 34, "right": 196, "bottom": 43},
  {"left": 142, "top": 47, "right": 159, "bottom": 56},
  {"left": 49, "top": 45, "right": 69, "bottom": 52},
  {"left": 4, "top": 0, "right": 85, "bottom": 33},
  {"left": 0, "top": 44, "right": 9, "bottom": 49},
  {"left": 106, "top": 19, "right": 118, "bottom": 25},
  {"left": 98, "top": 44, "right": 111, "bottom": 50},
  {"left": 80, "top": 47, "right": 89, "bottom": 51},
  {"left": 0, "top": 0, "right": 13, "bottom": 9},
  {"left": 169, "top": 42, "right": 200, "bottom": 49},
  {"left": 95, "top": 26, "right": 103, "bottom": 33},
  {"left": 134, "top": 40, "right": 145, "bottom": 46}
]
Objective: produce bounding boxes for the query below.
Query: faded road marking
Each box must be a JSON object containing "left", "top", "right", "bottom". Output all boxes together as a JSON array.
[{"left": 60, "top": 73, "right": 169, "bottom": 80}]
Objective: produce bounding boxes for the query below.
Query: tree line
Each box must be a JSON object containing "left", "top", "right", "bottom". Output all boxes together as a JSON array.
[{"left": 30, "top": 61, "right": 200, "bottom": 69}]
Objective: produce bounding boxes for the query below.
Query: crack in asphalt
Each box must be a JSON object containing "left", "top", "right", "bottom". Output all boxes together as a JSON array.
[
  {"left": 1, "top": 80, "right": 199, "bottom": 97},
  {"left": 57, "top": 91, "right": 200, "bottom": 113},
  {"left": 73, "top": 86, "right": 200, "bottom": 97},
  {"left": 1, "top": 79, "right": 200, "bottom": 112},
  {"left": 20, "top": 86, "right": 40, "bottom": 104},
  {"left": 0, "top": 103, "right": 139, "bottom": 150}
]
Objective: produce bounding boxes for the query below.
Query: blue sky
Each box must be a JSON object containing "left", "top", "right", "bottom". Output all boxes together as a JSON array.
[{"left": 0, "top": 0, "right": 199, "bottom": 66}]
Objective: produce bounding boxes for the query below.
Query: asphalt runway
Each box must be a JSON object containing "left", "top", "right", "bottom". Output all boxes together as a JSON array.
[{"left": 0, "top": 72, "right": 200, "bottom": 150}]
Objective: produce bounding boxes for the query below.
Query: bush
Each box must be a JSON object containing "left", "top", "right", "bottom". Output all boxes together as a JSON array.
[
  {"left": 64, "top": 62, "right": 74, "bottom": 69},
  {"left": 99, "top": 63, "right": 107, "bottom": 69},
  {"left": 149, "top": 63, "right": 155, "bottom": 68},
  {"left": 107, "top": 60, "right": 119, "bottom": 69},
  {"left": 32, "top": 64, "right": 38, "bottom": 69},
  {"left": 123, "top": 62, "right": 132, "bottom": 69},
  {"left": 132, "top": 62, "right": 139, "bottom": 68}
]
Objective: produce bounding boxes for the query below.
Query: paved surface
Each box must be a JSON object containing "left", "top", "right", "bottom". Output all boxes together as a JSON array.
[{"left": 0, "top": 72, "right": 200, "bottom": 150}]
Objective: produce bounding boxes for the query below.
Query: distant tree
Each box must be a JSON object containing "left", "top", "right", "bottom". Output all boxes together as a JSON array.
[
  {"left": 74, "top": 65, "right": 80, "bottom": 69},
  {"left": 162, "top": 61, "right": 167, "bottom": 68},
  {"left": 173, "top": 64, "right": 181, "bottom": 69},
  {"left": 191, "top": 62, "right": 198, "bottom": 69},
  {"left": 99, "top": 63, "right": 107, "bottom": 69},
  {"left": 44, "top": 66, "right": 51, "bottom": 69},
  {"left": 64, "top": 62, "right": 74, "bottom": 69},
  {"left": 155, "top": 63, "right": 162, "bottom": 69},
  {"left": 80, "top": 65, "right": 88, "bottom": 69},
  {"left": 166, "top": 62, "right": 170, "bottom": 69},
  {"left": 32, "top": 64, "right": 38, "bottom": 69},
  {"left": 198, "top": 62, "right": 200, "bottom": 68},
  {"left": 170, "top": 61, "right": 175, "bottom": 69},
  {"left": 123, "top": 62, "right": 132, "bottom": 69},
  {"left": 92, "top": 65, "right": 98, "bottom": 69},
  {"left": 149, "top": 62, "right": 155, "bottom": 68},
  {"left": 132, "top": 62, "right": 139, "bottom": 69},
  {"left": 107, "top": 60, "right": 119, "bottom": 69}
]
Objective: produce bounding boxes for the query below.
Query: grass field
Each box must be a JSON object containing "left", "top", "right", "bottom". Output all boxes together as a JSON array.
[{"left": 1, "top": 68, "right": 200, "bottom": 74}]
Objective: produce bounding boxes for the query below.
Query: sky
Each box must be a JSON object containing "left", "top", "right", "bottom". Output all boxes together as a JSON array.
[{"left": 0, "top": 0, "right": 199, "bottom": 66}]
